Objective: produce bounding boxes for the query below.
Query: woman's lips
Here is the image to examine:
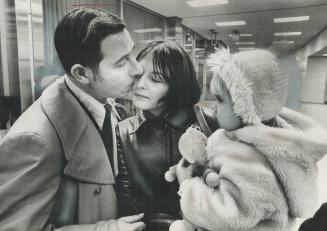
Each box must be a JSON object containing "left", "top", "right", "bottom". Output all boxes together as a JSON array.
[{"left": 134, "top": 92, "right": 148, "bottom": 99}]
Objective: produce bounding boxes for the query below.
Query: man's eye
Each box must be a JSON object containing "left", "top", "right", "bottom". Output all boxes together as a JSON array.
[
  {"left": 117, "top": 59, "right": 127, "bottom": 67},
  {"left": 215, "top": 95, "right": 223, "bottom": 103}
]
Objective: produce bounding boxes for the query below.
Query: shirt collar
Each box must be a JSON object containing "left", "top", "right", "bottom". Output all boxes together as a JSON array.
[{"left": 65, "top": 75, "right": 106, "bottom": 129}]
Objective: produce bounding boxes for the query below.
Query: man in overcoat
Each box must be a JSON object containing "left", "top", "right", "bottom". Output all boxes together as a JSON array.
[{"left": 0, "top": 8, "right": 145, "bottom": 231}]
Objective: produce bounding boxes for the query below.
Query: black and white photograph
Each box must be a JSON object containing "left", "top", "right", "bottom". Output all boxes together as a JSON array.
[{"left": 0, "top": 0, "right": 327, "bottom": 230}]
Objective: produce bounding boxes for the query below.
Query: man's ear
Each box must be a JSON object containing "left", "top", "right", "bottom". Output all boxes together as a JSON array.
[{"left": 70, "top": 64, "right": 94, "bottom": 85}]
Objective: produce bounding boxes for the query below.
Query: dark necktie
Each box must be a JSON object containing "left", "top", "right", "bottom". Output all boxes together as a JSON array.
[{"left": 101, "top": 104, "right": 114, "bottom": 170}]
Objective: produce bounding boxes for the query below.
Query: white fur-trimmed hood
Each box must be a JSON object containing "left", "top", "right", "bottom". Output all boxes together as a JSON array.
[{"left": 208, "top": 48, "right": 287, "bottom": 125}]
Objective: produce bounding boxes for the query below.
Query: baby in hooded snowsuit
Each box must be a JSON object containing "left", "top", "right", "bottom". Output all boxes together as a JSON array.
[{"left": 175, "top": 48, "right": 327, "bottom": 231}]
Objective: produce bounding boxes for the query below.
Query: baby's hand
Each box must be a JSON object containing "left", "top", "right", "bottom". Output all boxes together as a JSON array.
[{"left": 115, "top": 213, "right": 146, "bottom": 231}]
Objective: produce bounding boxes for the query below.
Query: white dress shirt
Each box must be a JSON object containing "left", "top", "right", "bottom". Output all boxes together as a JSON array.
[
  {"left": 64, "top": 75, "right": 120, "bottom": 175},
  {"left": 65, "top": 76, "right": 106, "bottom": 129}
]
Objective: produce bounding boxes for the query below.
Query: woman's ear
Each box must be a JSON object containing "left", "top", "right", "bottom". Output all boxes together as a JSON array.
[{"left": 70, "top": 64, "right": 94, "bottom": 85}]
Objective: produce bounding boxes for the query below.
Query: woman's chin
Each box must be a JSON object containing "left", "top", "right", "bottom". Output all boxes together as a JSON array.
[{"left": 132, "top": 98, "right": 147, "bottom": 110}]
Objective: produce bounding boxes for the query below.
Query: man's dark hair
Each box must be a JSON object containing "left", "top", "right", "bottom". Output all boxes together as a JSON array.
[
  {"left": 136, "top": 41, "right": 201, "bottom": 113},
  {"left": 54, "top": 8, "right": 125, "bottom": 74}
]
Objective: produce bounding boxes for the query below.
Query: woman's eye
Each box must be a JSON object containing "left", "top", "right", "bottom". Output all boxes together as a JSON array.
[
  {"left": 151, "top": 74, "right": 164, "bottom": 83},
  {"left": 216, "top": 95, "right": 223, "bottom": 103}
]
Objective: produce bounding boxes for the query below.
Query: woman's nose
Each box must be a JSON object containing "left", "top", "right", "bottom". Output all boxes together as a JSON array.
[
  {"left": 135, "top": 73, "right": 147, "bottom": 89},
  {"left": 130, "top": 57, "right": 143, "bottom": 77}
]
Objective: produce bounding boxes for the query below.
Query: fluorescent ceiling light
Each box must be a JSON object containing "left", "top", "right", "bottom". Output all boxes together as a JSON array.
[
  {"left": 235, "top": 41, "right": 255, "bottom": 45},
  {"left": 134, "top": 28, "right": 162, "bottom": 33},
  {"left": 274, "top": 16, "right": 309, "bottom": 23},
  {"left": 275, "top": 32, "right": 302, "bottom": 36},
  {"left": 240, "top": 33, "right": 252, "bottom": 37},
  {"left": 238, "top": 47, "right": 255, "bottom": 51},
  {"left": 216, "top": 21, "right": 246, "bottom": 27},
  {"left": 195, "top": 48, "right": 204, "bottom": 51},
  {"left": 187, "top": 0, "right": 228, "bottom": 7},
  {"left": 229, "top": 33, "right": 252, "bottom": 37},
  {"left": 322, "top": 54, "right": 327, "bottom": 56},
  {"left": 272, "top": 40, "right": 295, "bottom": 44}
]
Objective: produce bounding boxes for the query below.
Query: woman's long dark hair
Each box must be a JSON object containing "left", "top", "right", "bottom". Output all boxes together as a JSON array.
[{"left": 136, "top": 41, "right": 201, "bottom": 113}]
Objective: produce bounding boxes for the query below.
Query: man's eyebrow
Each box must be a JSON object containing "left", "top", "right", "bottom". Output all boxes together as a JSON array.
[{"left": 114, "top": 54, "right": 128, "bottom": 64}]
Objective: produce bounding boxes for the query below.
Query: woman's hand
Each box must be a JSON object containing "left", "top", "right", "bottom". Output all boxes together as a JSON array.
[{"left": 176, "top": 159, "right": 194, "bottom": 184}]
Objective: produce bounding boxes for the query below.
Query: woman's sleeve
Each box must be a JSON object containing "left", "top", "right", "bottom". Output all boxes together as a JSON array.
[{"left": 115, "top": 128, "right": 136, "bottom": 217}]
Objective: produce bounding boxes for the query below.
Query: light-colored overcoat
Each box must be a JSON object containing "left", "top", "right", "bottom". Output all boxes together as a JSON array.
[{"left": 0, "top": 78, "right": 118, "bottom": 230}]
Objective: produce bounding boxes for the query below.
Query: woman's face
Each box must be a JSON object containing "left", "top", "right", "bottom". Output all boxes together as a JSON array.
[
  {"left": 214, "top": 80, "right": 243, "bottom": 130},
  {"left": 132, "top": 52, "right": 169, "bottom": 116}
]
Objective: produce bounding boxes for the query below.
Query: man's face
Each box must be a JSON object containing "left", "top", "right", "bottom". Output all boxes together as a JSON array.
[{"left": 89, "top": 29, "right": 142, "bottom": 102}]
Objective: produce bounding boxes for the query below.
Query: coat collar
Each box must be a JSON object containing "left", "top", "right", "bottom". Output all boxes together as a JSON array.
[
  {"left": 41, "top": 78, "right": 114, "bottom": 184},
  {"left": 130, "top": 107, "right": 194, "bottom": 134}
]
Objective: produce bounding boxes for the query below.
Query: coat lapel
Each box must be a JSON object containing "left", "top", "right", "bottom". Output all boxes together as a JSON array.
[{"left": 41, "top": 78, "right": 114, "bottom": 184}]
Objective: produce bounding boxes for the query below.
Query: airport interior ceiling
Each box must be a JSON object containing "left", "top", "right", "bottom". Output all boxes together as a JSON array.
[{"left": 130, "top": 0, "right": 327, "bottom": 55}]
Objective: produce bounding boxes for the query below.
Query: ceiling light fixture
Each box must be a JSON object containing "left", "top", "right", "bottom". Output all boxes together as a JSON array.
[
  {"left": 240, "top": 33, "right": 252, "bottom": 37},
  {"left": 187, "top": 0, "right": 228, "bottom": 7},
  {"left": 275, "top": 32, "right": 302, "bottom": 36},
  {"left": 229, "top": 33, "right": 252, "bottom": 37},
  {"left": 238, "top": 47, "right": 255, "bottom": 51},
  {"left": 274, "top": 16, "right": 309, "bottom": 23},
  {"left": 215, "top": 20, "right": 246, "bottom": 27},
  {"left": 272, "top": 40, "right": 295, "bottom": 45},
  {"left": 322, "top": 54, "right": 327, "bottom": 56},
  {"left": 134, "top": 28, "right": 162, "bottom": 33},
  {"left": 235, "top": 41, "right": 255, "bottom": 45}
]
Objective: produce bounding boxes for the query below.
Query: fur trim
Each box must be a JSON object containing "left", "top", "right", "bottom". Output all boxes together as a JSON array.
[
  {"left": 229, "top": 108, "right": 327, "bottom": 217},
  {"left": 208, "top": 48, "right": 287, "bottom": 124},
  {"left": 208, "top": 49, "right": 262, "bottom": 125}
]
